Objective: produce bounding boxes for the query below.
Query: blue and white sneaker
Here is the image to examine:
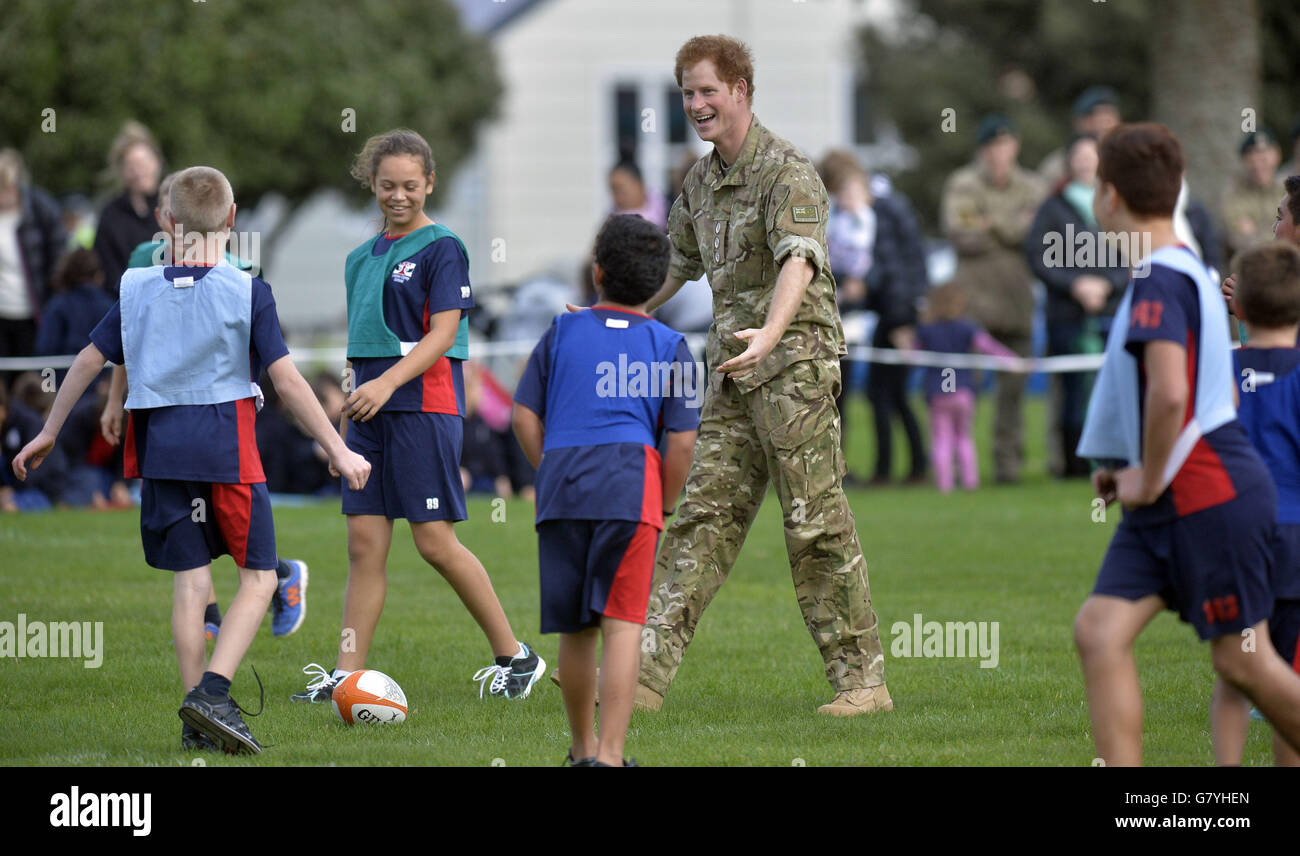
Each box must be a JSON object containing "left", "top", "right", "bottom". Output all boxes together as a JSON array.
[
  {"left": 271, "top": 560, "right": 308, "bottom": 638},
  {"left": 473, "top": 642, "right": 546, "bottom": 700}
]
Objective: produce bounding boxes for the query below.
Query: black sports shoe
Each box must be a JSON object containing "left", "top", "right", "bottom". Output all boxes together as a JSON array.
[
  {"left": 181, "top": 722, "right": 219, "bottom": 752},
  {"left": 473, "top": 642, "right": 546, "bottom": 699},
  {"left": 564, "top": 750, "right": 595, "bottom": 766},
  {"left": 291, "top": 662, "right": 339, "bottom": 703},
  {"left": 178, "top": 675, "right": 265, "bottom": 756}
]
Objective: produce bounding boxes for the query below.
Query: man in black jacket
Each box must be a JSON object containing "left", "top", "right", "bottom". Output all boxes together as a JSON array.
[{"left": 1026, "top": 135, "right": 1127, "bottom": 477}]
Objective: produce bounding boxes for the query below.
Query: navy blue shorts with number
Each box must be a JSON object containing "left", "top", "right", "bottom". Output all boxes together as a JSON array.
[
  {"left": 140, "top": 479, "right": 278, "bottom": 571},
  {"left": 537, "top": 519, "right": 659, "bottom": 633},
  {"left": 1093, "top": 482, "right": 1276, "bottom": 640},
  {"left": 341, "top": 411, "right": 467, "bottom": 522}
]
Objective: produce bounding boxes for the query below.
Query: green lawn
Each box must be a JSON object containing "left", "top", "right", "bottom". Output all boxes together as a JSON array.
[{"left": 0, "top": 397, "right": 1279, "bottom": 765}]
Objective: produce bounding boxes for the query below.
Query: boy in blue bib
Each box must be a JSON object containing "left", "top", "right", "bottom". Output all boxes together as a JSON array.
[
  {"left": 1074, "top": 124, "right": 1300, "bottom": 766},
  {"left": 12, "top": 167, "right": 370, "bottom": 755}
]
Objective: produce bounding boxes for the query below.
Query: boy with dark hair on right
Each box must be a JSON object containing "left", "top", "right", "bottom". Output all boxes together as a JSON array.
[
  {"left": 1213, "top": 240, "right": 1300, "bottom": 765},
  {"left": 1074, "top": 123, "right": 1300, "bottom": 765},
  {"left": 513, "top": 215, "right": 698, "bottom": 766}
]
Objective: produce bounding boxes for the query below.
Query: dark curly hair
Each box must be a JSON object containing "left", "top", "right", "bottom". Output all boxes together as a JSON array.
[{"left": 594, "top": 215, "right": 670, "bottom": 306}]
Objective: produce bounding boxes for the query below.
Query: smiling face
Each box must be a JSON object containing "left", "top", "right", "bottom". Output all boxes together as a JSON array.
[
  {"left": 680, "top": 60, "right": 751, "bottom": 162},
  {"left": 372, "top": 154, "right": 434, "bottom": 234}
]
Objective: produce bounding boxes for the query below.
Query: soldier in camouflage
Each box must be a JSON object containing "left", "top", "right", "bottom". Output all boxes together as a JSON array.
[
  {"left": 634, "top": 35, "right": 891, "bottom": 717},
  {"left": 1222, "top": 130, "right": 1287, "bottom": 269},
  {"left": 941, "top": 115, "right": 1045, "bottom": 483}
]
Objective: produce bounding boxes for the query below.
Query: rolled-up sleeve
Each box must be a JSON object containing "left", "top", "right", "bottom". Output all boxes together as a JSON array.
[
  {"left": 667, "top": 193, "right": 704, "bottom": 282},
  {"left": 765, "top": 163, "right": 828, "bottom": 277}
]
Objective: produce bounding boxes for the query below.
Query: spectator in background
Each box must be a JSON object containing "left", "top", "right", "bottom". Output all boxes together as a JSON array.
[
  {"left": 942, "top": 115, "right": 1045, "bottom": 483},
  {"left": 0, "top": 149, "right": 66, "bottom": 371},
  {"left": 1, "top": 373, "right": 68, "bottom": 510},
  {"left": 34, "top": 249, "right": 115, "bottom": 363},
  {"left": 913, "top": 283, "right": 1018, "bottom": 493},
  {"left": 254, "top": 370, "right": 340, "bottom": 496},
  {"left": 827, "top": 166, "right": 928, "bottom": 485},
  {"left": 1222, "top": 130, "right": 1287, "bottom": 270},
  {"left": 1027, "top": 135, "right": 1128, "bottom": 478},
  {"left": 609, "top": 161, "right": 666, "bottom": 229},
  {"left": 92, "top": 121, "right": 163, "bottom": 295},
  {"left": 867, "top": 167, "right": 931, "bottom": 486},
  {"left": 1222, "top": 174, "right": 1300, "bottom": 338},
  {"left": 461, "top": 360, "right": 535, "bottom": 500},
  {"left": 60, "top": 194, "right": 96, "bottom": 251},
  {"left": 1038, "top": 86, "right": 1121, "bottom": 187}
]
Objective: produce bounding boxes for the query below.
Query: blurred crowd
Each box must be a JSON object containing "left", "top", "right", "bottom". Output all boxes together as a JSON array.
[{"left": 4, "top": 97, "right": 1300, "bottom": 510}]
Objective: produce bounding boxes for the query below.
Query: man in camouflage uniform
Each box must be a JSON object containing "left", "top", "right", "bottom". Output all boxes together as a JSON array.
[
  {"left": 635, "top": 35, "right": 890, "bottom": 716},
  {"left": 941, "top": 115, "right": 1045, "bottom": 483},
  {"left": 1222, "top": 130, "right": 1286, "bottom": 269}
]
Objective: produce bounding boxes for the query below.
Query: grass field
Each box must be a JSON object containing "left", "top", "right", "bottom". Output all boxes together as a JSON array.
[{"left": 0, "top": 397, "right": 1283, "bottom": 766}]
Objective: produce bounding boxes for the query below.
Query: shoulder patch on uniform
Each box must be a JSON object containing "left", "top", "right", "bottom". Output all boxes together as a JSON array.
[{"left": 791, "top": 205, "right": 820, "bottom": 223}]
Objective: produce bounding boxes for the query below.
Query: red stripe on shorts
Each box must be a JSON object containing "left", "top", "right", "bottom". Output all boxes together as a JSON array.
[
  {"left": 123, "top": 412, "right": 139, "bottom": 478},
  {"left": 213, "top": 483, "right": 253, "bottom": 568},
  {"left": 236, "top": 398, "right": 265, "bottom": 483},
  {"left": 603, "top": 522, "right": 658, "bottom": 625},
  {"left": 639, "top": 444, "right": 663, "bottom": 527}
]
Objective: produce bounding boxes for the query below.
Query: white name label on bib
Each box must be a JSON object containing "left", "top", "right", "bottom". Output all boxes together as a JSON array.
[
  {"left": 605, "top": 318, "right": 629, "bottom": 329},
  {"left": 173, "top": 277, "right": 195, "bottom": 289}
]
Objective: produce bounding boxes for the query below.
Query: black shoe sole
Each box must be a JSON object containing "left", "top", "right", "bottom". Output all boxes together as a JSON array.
[
  {"left": 179, "top": 702, "right": 262, "bottom": 755},
  {"left": 289, "top": 692, "right": 333, "bottom": 703}
]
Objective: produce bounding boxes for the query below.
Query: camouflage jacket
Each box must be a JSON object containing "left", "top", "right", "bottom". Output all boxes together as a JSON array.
[
  {"left": 941, "top": 162, "right": 1046, "bottom": 336},
  {"left": 667, "top": 115, "right": 844, "bottom": 393},
  {"left": 1221, "top": 171, "right": 1286, "bottom": 261}
]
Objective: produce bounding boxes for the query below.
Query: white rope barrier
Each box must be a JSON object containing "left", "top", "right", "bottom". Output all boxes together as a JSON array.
[{"left": 0, "top": 339, "right": 1106, "bottom": 374}]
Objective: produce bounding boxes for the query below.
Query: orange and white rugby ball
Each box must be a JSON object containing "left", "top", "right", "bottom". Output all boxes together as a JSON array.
[{"left": 331, "top": 669, "right": 408, "bottom": 724}]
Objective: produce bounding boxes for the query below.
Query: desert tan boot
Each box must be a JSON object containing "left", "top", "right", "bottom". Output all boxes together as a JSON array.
[
  {"left": 633, "top": 684, "right": 664, "bottom": 712},
  {"left": 817, "top": 684, "right": 893, "bottom": 716}
]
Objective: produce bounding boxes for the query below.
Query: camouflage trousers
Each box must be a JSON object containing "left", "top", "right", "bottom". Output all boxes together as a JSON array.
[{"left": 639, "top": 357, "right": 886, "bottom": 696}]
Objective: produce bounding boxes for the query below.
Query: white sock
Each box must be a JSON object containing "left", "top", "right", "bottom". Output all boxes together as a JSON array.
[
  {"left": 331, "top": 668, "right": 353, "bottom": 681},
  {"left": 512, "top": 642, "right": 526, "bottom": 660}
]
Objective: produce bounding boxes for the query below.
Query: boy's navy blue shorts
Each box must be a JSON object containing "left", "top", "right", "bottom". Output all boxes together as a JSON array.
[
  {"left": 1271, "top": 600, "right": 1300, "bottom": 673},
  {"left": 537, "top": 519, "right": 660, "bottom": 633},
  {"left": 1093, "top": 483, "right": 1276, "bottom": 640},
  {"left": 140, "top": 479, "right": 277, "bottom": 571},
  {"left": 342, "top": 411, "right": 467, "bottom": 522}
]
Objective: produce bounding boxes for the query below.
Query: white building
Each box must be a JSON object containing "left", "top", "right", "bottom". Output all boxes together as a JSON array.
[
  {"left": 439, "top": 0, "right": 893, "bottom": 289},
  {"left": 264, "top": 0, "right": 899, "bottom": 335}
]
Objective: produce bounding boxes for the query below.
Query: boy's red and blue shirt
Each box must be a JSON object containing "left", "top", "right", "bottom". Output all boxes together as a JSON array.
[
  {"left": 514, "top": 308, "right": 700, "bottom": 529},
  {"left": 349, "top": 234, "right": 473, "bottom": 416},
  {"left": 1123, "top": 261, "right": 1271, "bottom": 526},
  {"left": 89, "top": 265, "right": 289, "bottom": 484}
]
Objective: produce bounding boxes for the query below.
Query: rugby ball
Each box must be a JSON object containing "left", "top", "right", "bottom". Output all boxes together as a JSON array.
[{"left": 331, "top": 669, "right": 408, "bottom": 724}]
